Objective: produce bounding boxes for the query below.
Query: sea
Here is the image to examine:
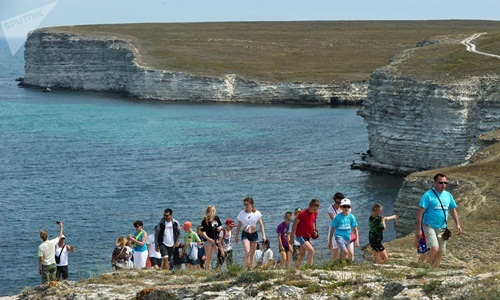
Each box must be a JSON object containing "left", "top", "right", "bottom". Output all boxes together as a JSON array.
[{"left": 0, "top": 38, "right": 404, "bottom": 296}]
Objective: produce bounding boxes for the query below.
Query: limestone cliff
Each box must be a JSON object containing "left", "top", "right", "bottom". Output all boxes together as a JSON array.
[
  {"left": 357, "top": 54, "right": 500, "bottom": 174},
  {"left": 23, "top": 29, "right": 367, "bottom": 105}
]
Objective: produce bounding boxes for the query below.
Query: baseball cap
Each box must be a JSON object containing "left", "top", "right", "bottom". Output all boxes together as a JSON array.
[
  {"left": 340, "top": 198, "right": 351, "bottom": 206},
  {"left": 294, "top": 207, "right": 302, "bottom": 212},
  {"left": 225, "top": 218, "right": 235, "bottom": 227},
  {"left": 181, "top": 221, "right": 192, "bottom": 229},
  {"left": 61, "top": 235, "right": 66, "bottom": 239}
]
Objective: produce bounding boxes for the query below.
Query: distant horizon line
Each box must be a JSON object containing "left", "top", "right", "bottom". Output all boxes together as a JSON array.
[{"left": 2, "top": 18, "right": 499, "bottom": 38}]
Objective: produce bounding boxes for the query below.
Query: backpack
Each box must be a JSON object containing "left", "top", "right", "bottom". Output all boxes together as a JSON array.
[{"left": 187, "top": 242, "right": 198, "bottom": 260}]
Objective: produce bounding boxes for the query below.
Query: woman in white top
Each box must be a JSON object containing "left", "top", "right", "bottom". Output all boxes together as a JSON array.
[{"left": 235, "top": 196, "right": 266, "bottom": 268}]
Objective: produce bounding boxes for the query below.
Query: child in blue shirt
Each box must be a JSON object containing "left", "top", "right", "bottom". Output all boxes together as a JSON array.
[{"left": 328, "top": 198, "right": 359, "bottom": 260}]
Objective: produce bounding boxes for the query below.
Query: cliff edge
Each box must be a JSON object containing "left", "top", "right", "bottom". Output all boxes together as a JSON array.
[
  {"left": 23, "top": 29, "right": 367, "bottom": 105},
  {"left": 357, "top": 33, "right": 500, "bottom": 174}
]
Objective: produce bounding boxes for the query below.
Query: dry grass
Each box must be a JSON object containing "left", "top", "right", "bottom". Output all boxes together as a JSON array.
[
  {"left": 390, "top": 31, "right": 500, "bottom": 82},
  {"left": 45, "top": 20, "right": 500, "bottom": 83}
]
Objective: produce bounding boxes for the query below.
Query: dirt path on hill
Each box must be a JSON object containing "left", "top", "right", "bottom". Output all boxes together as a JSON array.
[{"left": 461, "top": 32, "right": 500, "bottom": 59}]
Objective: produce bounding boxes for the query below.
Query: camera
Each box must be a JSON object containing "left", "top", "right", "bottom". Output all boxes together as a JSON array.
[{"left": 56, "top": 221, "right": 61, "bottom": 225}]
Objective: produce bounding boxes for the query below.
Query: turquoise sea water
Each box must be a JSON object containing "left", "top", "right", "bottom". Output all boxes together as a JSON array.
[{"left": 0, "top": 38, "right": 403, "bottom": 296}]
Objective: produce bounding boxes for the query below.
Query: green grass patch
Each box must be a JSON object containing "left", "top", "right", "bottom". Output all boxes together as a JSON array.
[
  {"left": 421, "top": 280, "right": 442, "bottom": 294},
  {"left": 235, "top": 270, "right": 276, "bottom": 284}
]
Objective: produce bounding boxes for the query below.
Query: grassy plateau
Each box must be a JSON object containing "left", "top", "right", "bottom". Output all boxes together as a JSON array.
[{"left": 48, "top": 20, "right": 500, "bottom": 83}]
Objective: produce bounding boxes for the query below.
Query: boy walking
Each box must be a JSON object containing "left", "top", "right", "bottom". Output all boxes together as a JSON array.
[
  {"left": 369, "top": 203, "right": 398, "bottom": 264},
  {"left": 276, "top": 211, "right": 293, "bottom": 268},
  {"left": 328, "top": 199, "right": 359, "bottom": 260},
  {"left": 216, "top": 218, "right": 235, "bottom": 268},
  {"left": 287, "top": 208, "right": 302, "bottom": 262},
  {"left": 180, "top": 221, "right": 201, "bottom": 269}
]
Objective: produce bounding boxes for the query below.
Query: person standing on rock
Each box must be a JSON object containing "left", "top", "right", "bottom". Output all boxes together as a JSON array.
[
  {"left": 415, "top": 173, "right": 463, "bottom": 268},
  {"left": 55, "top": 235, "right": 74, "bottom": 281},
  {"left": 38, "top": 221, "right": 63, "bottom": 283}
]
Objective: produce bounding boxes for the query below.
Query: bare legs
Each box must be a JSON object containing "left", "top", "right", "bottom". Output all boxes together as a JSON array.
[
  {"left": 242, "top": 239, "right": 257, "bottom": 268},
  {"left": 294, "top": 241, "right": 314, "bottom": 268}
]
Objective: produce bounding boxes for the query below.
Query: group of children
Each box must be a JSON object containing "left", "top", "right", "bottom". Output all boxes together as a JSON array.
[{"left": 113, "top": 197, "right": 422, "bottom": 271}]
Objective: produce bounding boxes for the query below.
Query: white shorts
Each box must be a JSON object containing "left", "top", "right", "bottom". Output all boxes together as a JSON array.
[
  {"left": 133, "top": 250, "right": 148, "bottom": 269},
  {"left": 423, "top": 224, "right": 446, "bottom": 254}
]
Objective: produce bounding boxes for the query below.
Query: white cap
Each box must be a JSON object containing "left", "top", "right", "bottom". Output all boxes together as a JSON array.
[
  {"left": 61, "top": 235, "right": 66, "bottom": 239},
  {"left": 340, "top": 198, "right": 351, "bottom": 206}
]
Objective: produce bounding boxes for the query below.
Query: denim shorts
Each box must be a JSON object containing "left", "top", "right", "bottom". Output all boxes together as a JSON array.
[
  {"left": 241, "top": 231, "right": 258, "bottom": 242},
  {"left": 335, "top": 236, "right": 350, "bottom": 251},
  {"left": 295, "top": 236, "right": 310, "bottom": 246}
]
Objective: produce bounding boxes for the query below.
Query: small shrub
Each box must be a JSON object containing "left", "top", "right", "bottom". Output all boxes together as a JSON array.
[
  {"left": 421, "top": 280, "right": 442, "bottom": 294},
  {"left": 305, "top": 283, "right": 321, "bottom": 293},
  {"left": 258, "top": 282, "right": 273, "bottom": 291},
  {"left": 236, "top": 270, "right": 274, "bottom": 284},
  {"left": 207, "top": 283, "right": 227, "bottom": 292},
  {"left": 285, "top": 280, "right": 309, "bottom": 288}
]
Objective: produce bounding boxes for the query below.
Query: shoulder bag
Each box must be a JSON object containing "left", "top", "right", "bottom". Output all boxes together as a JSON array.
[
  {"left": 431, "top": 190, "right": 452, "bottom": 240},
  {"left": 55, "top": 244, "right": 65, "bottom": 264}
]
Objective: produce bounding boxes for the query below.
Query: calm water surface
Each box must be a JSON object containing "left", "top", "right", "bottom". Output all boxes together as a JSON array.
[{"left": 0, "top": 39, "right": 403, "bottom": 296}]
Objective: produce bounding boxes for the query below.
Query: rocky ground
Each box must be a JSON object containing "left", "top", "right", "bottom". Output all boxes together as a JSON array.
[{"left": 3, "top": 254, "right": 498, "bottom": 300}]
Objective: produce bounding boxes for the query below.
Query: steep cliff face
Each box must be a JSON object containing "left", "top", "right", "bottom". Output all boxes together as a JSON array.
[
  {"left": 23, "top": 30, "right": 367, "bottom": 105},
  {"left": 357, "top": 69, "right": 500, "bottom": 173}
]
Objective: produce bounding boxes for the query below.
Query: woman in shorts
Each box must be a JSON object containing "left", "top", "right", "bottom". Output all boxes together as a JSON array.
[{"left": 235, "top": 196, "right": 267, "bottom": 269}]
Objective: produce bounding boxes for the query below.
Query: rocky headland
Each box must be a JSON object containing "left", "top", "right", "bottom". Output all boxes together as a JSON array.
[
  {"left": 356, "top": 34, "right": 500, "bottom": 175},
  {"left": 22, "top": 29, "right": 367, "bottom": 105}
]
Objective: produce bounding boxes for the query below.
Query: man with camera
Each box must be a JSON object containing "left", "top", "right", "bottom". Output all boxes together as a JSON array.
[{"left": 38, "top": 221, "right": 64, "bottom": 283}]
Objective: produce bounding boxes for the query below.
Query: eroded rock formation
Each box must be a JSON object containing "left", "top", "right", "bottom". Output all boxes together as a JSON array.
[
  {"left": 357, "top": 61, "right": 500, "bottom": 174},
  {"left": 23, "top": 29, "right": 367, "bottom": 105}
]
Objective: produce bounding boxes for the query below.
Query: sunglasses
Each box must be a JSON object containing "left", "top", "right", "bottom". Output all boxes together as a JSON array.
[
  {"left": 438, "top": 181, "right": 448, "bottom": 185},
  {"left": 164, "top": 214, "right": 171, "bottom": 217},
  {"left": 286, "top": 218, "right": 292, "bottom": 221},
  {"left": 342, "top": 205, "right": 351, "bottom": 209}
]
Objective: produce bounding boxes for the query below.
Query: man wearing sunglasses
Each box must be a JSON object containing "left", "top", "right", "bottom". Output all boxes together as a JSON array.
[
  {"left": 415, "top": 173, "right": 463, "bottom": 268},
  {"left": 155, "top": 208, "right": 181, "bottom": 270}
]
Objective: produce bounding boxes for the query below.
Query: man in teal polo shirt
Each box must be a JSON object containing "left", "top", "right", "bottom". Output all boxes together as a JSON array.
[{"left": 416, "top": 173, "right": 462, "bottom": 268}]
